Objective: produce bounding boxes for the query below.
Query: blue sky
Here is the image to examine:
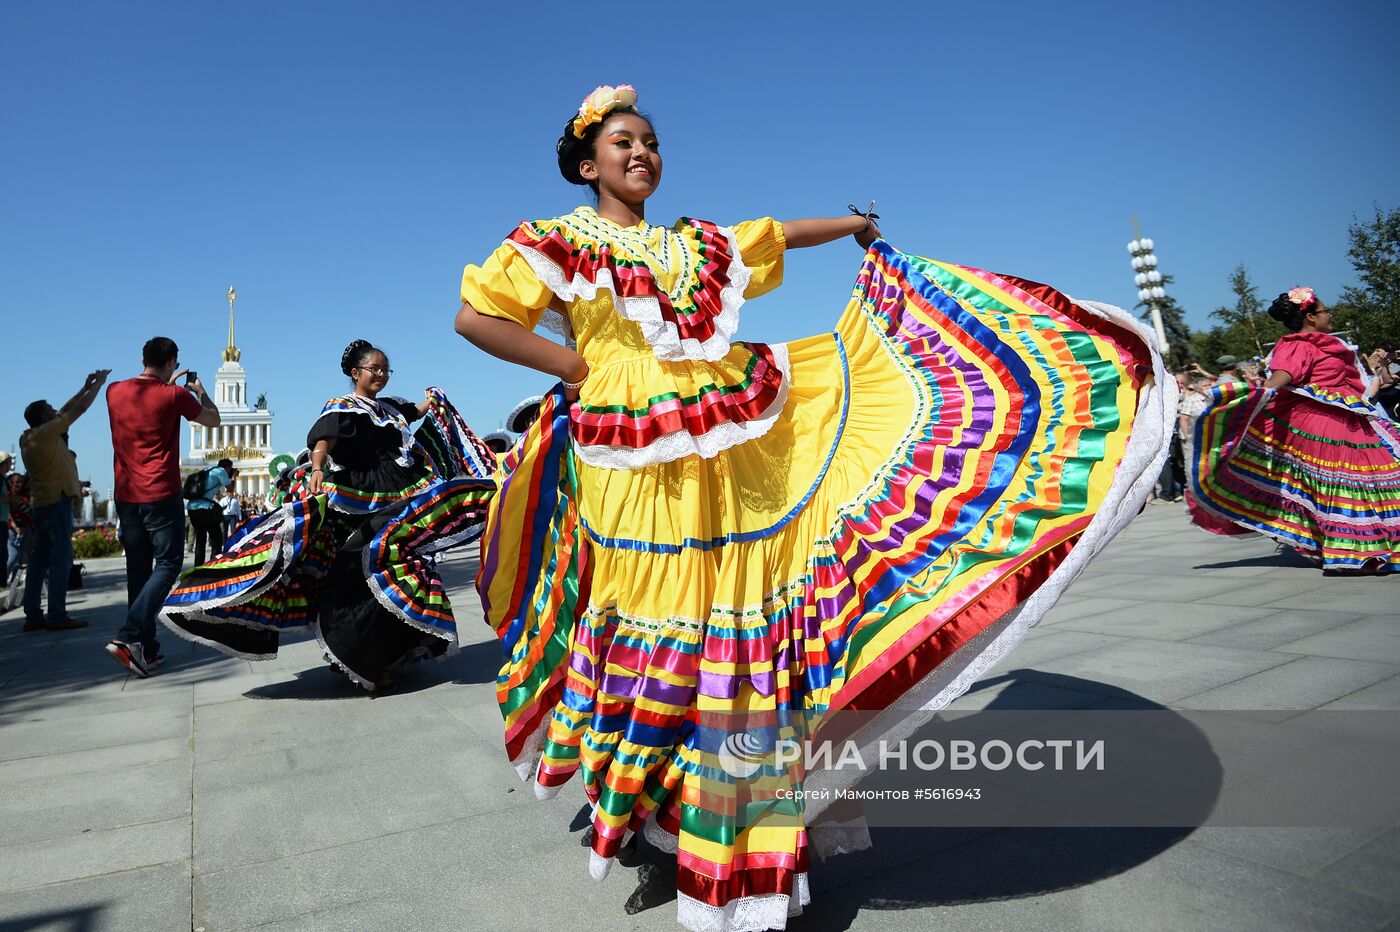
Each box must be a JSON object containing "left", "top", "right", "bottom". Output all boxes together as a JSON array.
[{"left": 3, "top": 0, "right": 1397, "bottom": 495}]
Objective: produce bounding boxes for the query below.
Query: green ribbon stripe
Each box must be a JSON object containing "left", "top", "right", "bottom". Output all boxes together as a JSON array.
[{"left": 577, "top": 348, "right": 764, "bottom": 418}]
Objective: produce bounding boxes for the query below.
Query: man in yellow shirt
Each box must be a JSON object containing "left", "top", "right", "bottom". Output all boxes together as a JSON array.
[{"left": 19, "top": 369, "right": 110, "bottom": 631}]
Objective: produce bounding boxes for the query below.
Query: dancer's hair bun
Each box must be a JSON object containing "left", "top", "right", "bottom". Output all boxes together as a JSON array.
[
  {"left": 557, "top": 123, "right": 592, "bottom": 187},
  {"left": 341, "top": 339, "right": 374, "bottom": 376},
  {"left": 1266, "top": 294, "right": 1305, "bottom": 332}
]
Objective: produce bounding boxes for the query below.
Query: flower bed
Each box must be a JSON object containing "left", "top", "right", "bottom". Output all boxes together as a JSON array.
[{"left": 72, "top": 526, "right": 123, "bottom": 558}]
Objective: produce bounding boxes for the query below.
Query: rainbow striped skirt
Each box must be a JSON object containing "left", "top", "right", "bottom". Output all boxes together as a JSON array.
[
  {"left": 478, "top": 242, "right": 1171, "bottom": 931},
  {"left": 1186, "top": 381, "right": 1400, "bottom": 572}
]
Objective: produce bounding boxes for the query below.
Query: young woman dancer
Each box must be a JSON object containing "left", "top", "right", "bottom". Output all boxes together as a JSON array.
[
  {"left": 1187, "top": 287, "right": 1400, "bottom": 574},
  {"left": 158, "top": 340, "right": 496, "bottom": 688},
  {"left": 456, "top": 85, "right": 1171, "bottom": 930}
]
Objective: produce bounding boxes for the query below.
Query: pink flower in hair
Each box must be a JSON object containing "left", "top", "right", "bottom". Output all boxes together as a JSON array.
[{"left": 1288, "top": 286, "right": 1317, "bottom": 309}]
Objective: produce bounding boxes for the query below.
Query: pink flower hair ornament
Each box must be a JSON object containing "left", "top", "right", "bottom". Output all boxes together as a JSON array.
[
  {"left": 571, "top": 84, "right": 638, "bottom": 139},
  {"left": 1288, "top": 286, "right": 1318, "bottom": 310}
]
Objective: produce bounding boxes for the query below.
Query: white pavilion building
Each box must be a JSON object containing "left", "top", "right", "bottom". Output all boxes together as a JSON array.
[{"left": 182, "top": 288, "right": 282, "bottom": 499}]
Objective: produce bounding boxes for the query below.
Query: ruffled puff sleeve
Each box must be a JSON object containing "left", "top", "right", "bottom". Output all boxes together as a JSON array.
[
  {"left": 460, "top": 237, "right": 555, "bottom": 331},
  {"left": 730, "top": 218, "right": 786, "bottom": 300},
  {"left": 1268, "top": 338, "right": 1314, "bottom": 386},
  {"left": 307, "top": 412, "right": 360, "bottom": 449}
]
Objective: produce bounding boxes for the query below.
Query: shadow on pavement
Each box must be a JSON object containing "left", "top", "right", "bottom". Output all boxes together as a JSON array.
[
  {"left": 0, "top": 904, "right": 105, "bottom": 932},
  {"left": 0, "top": 614, "right": 236, "bottom": 717},
  {"left": 241, "top": 636, "right": 501, "bottom": 701},
  {"left": 598, "top": 671, "right": 1220, "bottom": 927},
  {"left": 1193, "top": 546, "right": 1318, "bottom": 571}
]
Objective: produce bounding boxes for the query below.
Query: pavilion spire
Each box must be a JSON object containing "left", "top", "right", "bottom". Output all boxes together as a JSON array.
[{"left": 222, "top": 285, "right": 241, "bottom": 363}]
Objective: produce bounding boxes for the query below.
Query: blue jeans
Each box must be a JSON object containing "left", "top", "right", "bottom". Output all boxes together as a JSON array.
[
  {"left": 24, "top": 495, "right": 74, "bottom": 620},
  {"left": 7, "top": 529, "right": 24, "bottom": 580},
  {"left": 115, "top": 496, "right": 185, "bottom": 657}
]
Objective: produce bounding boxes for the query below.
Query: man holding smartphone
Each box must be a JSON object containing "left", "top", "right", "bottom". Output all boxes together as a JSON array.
[
  {"left": 104, "top": 337, "right": 220, "bottom": 678},
  {"left": 18, "top": 368, "right": 110, "bottom": 630}
]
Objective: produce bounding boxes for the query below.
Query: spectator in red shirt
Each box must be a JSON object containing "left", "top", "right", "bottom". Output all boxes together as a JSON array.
[{"left": 103, "top": 337, "right": 219, "bottom": 678}]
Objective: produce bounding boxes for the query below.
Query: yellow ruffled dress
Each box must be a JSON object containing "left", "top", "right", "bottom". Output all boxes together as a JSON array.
[{"left": 463, "top": 206, "right": 1169, "bottom": 932}]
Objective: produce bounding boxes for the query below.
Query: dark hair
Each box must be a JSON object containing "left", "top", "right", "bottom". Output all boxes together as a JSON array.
[
  {"left": 1267, "top": 292, "right": 1320, "bottom": 332},
  {"left": 23, "top": 400, "right": 49, "bottom": 427},
  {"left": 143, "top": 336, "right": 179, "bottom": 368},
  {"left": 217, "top": 458, "right": 234, "bottom": 472},
  {"left": 556, "top": 106, "right": 653, "bottom": 193},
  {"left": 340, "top": 339, "right": 386, "bottom": 378}
]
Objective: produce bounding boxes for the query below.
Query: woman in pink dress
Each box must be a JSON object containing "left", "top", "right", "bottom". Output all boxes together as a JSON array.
[{"left": 1186, "top": 286, "right": 1400, "bottom": 573}]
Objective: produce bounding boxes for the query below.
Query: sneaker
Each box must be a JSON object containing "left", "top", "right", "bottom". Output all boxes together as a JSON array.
[
  {"left": 45, "top": 617, "right": 89, "bottom": 631},
  {"left": 105, "top": 640, "right": 150, "bottom": 678},
  {"left": 22, "top": 616, "right": 46, "bottom": 633},
  {"left": 148, "top": 653, "right": 165, "bottom": 670}
]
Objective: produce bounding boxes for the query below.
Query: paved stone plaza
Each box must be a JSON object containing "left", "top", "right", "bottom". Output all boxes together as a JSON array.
[{"left": 1, "top": 506, "right": 1396, "bottom": 931}]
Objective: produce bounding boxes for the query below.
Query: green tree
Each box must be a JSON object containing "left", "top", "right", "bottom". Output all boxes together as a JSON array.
[
  {"left": 1188, "top": 328, "right": 1230, "bottom": 367},
  {"left": 1133, "top": 274, "right": 1193, "bottom": 369},
  {"left": 1330, "top": 204, "right": 1400, "bottom": 351},
  {"left": 1208, "top": 263, "right": 1288, "bottom": 359}
]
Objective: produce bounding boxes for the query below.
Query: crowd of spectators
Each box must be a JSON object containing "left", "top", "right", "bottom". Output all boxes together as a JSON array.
[{"left": 1366, "top": 344, "right": 1399, "bottom": 417}]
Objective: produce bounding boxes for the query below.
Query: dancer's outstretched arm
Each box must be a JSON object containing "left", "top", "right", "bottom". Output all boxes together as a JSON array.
[{"left": 783, "top": 215, "right": 881, "bottom": 249}]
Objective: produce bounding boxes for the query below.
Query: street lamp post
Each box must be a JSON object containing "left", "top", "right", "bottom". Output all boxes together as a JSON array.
[{"left": 1126, "top": 231, "right": 1170, "bottom": 356}]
